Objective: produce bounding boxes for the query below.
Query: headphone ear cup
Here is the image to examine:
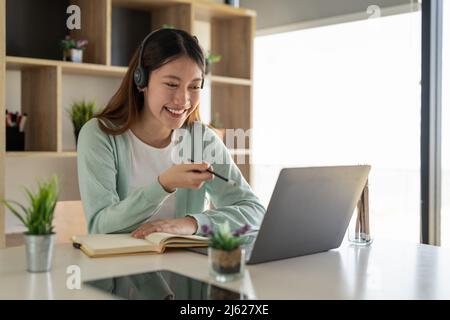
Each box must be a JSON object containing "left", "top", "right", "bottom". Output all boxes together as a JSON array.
[{"left": 134, "top": 67, "right": 147, "bottom": 88}]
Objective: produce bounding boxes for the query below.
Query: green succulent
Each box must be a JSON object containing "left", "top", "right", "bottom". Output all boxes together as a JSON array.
[
  {"left": 205, "top": 51, "right": 222, "bottom": 74},
  {"left": 67, "top": 99, "right": 96, "bottom": 134},
  {"left": 161, "top": 24, "right": 175, "bottom": 29},
  {"left": 60, "top": 35, "right": 88, "bottom": 51},
  {"left": 206, "top": 51, "right": 222, "bottom": 64},
  {"left": 202, "top": 221, "right": 251, "bottom": 251},
  {"left": 0, "top": 176, "right": 59, "bottom": 235}
]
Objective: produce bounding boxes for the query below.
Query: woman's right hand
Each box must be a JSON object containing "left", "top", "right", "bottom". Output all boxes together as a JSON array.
[{"left": 158, "top": 162, "right": 214, "bottom": 193}]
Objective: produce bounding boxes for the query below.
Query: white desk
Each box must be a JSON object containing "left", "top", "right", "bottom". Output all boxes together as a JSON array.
[{"left": 1, "top": 238, "right": 449, "bottom": 299}]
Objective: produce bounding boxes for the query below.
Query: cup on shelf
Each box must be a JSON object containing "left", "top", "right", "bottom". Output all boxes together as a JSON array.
[
  {"left": 224, "top": 0, "right": 239, "bottom": 8},
  {"left": 6, "top": 126, "right": 25, "bottom": 151}
]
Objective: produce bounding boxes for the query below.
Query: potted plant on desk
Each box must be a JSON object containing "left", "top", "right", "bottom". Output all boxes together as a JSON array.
[
  {"left": 202, "top": 222, "right": 251, "bottom": 283},
  {"left": 0, "top": 176, "right": 59, "bottom": 272}
]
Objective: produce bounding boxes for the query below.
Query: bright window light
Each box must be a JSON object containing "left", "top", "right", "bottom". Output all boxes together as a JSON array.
[{"left": 252, "top": 11, "right": 421, "bottom": 243}]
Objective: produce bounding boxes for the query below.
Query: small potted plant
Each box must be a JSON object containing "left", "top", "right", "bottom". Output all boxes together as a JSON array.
[
  {"left": 161, "top": 24, "right": 175, "bottom": 29},
  {"left": 60, "top": 35, "right": 88, "bottom": 63},
  {"left": 0, "top": 176, "right": 59, "bottom": 272},
  {"left": 202, "top": 222, "right": 251, "bottom": 283},
  {"left": 67, "top": 99, "right": 96, "bottom": 147},
  {"left": 205, "top": 51, "right": 222, "bottom": 75}
]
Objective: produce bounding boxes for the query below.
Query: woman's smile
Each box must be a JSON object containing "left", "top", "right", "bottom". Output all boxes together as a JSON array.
[{"left": 164, "top": 106, "right": 188, "bottom": 119}]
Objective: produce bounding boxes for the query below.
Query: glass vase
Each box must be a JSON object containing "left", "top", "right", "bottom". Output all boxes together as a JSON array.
[
  {"left": 208, "top": 247, "right": 245, "bottom": 283},
  {"left": 348, "top": 181, "right": 373, "bottom": 246}
]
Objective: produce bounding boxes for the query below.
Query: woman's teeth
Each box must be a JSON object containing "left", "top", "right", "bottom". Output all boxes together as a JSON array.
[
  {"left": 166, "top": 107, "right": 185, "bottom": 115},
  {"left": 165, "top": 106, "right": 187, "bottom": 118}
]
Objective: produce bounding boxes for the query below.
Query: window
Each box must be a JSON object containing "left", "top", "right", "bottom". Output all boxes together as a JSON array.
[
  {"left": 252, "top": 11, "right": 422, "bottom": 243},
  {"left": 441, "top": 1, "right": 450, "bottom": 247}
]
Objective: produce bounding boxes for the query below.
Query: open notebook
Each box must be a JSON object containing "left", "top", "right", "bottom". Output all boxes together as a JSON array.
[{"left": 71, "top": 233, "right": 209, "bottom": 258}]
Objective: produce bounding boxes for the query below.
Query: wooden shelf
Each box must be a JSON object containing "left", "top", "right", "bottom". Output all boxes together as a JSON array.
[
  {"left": 6, "top": 56, "right": 127, "bottom": 77},
  {"left": 6, "top": 149, "right": 249, "bottom": 158},
  {"left": 194, "top": 1, "right": 256, "bottom": 21},
  {"left": 112, "top": 0, "right": 255, "bottom": 18},
  {"left": 112, "top": 0, "right": 189, "bottom": 10},
  {"left": 229, "top": 148, "right": 251, "bottom": 156},
  {"left": 0, "top": 0, "right": 256, "bottom": 246},
  {"left": 6, "top": 152, "right": 77, "bottom": 158},
  {"left": 211, "top": 75, "right": 252, "bottom": 86},
  {"left": 6, "top": 150, "right": 250, "bottom": 159}
]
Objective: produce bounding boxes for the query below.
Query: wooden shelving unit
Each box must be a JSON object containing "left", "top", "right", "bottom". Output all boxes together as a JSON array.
[
  {"left": 0, "top": 0, "right": 256, "bottom": 247},
  {"left": 6, "top": 56, "right": 127, "bottom": 77},
  {"left": 0, "top": 0, "right": 5, "bottom": 248},
  {"left": 6, "top": 152, "right": 77, "bottom": 158}
]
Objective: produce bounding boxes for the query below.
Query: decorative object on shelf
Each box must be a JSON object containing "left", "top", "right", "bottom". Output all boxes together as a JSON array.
[
  {"left": 5, "top": 110, "right": 28, "bottom": 151},
  {"left": 224, "top": 0, "right": 240, "bottom": 8},
  {"left": 161, "top": 24, "right": 175, "bottom": 29},
  {"left": 201, "top": 221, "right": 251, "bottom": 283},
  {"left": 67, "top": 99, "right": 96, "bottom": 147},
  {"left": 205, "top": 51, "right": 222, "bottom": 75},
  {"left": 0, "top": 176, "right": 59, "bottom": 272},
  {"left": 348, "top": 180, "right": 372, "bottom": 246},
  {"left": 60, "top": 35, "right": 88, "bottom": 63},
  {"left": 208, "top": 112, "right": 225, "bottom": 141}
]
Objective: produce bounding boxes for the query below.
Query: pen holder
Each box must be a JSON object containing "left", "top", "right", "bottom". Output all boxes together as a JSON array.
[
  {"left": 348, "top": 181, "right": 373, "bottom": 246},
  {"left": 6, "top": 126, "right": 25, "bottom": 151}
]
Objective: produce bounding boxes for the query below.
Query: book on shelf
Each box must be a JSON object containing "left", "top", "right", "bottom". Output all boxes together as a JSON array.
[{"left": 71, "top": 232, "right": 209, "bottom": 258}]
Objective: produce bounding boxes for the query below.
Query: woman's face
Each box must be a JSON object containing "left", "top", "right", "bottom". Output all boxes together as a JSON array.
[{"left": 145, "top": 56, "right": 203, "bottom": 130}]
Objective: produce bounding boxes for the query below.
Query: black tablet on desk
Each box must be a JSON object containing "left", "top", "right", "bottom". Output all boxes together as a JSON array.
[{"left": 84, "top": 270, "right": 248, "bottom": 300}]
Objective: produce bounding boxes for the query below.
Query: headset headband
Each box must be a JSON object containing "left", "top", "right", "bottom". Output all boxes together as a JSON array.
[{"left": 133, "top": 29, "right": 205, "bottom": 89}]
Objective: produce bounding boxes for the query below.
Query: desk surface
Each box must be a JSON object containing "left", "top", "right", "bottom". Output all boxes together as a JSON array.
[{"left": 1, "top": 238, "right": 450, "bottom": 299}]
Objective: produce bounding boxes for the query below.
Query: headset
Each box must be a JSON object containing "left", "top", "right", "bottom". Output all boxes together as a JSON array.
[{"left": 133, "top": 29, "right": 205, "bottom": 90}]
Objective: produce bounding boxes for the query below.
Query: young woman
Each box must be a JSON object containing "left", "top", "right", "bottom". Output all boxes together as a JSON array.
[{"left": 77, "top": 28, "right": 265, "bottom": 238}]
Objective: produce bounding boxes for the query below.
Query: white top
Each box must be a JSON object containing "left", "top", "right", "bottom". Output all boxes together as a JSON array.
[{"left": 127, "top": 129, "right": 177, "bottom": 222}]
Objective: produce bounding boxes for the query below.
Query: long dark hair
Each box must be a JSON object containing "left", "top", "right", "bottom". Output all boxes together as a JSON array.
[{"left": 95, "top": 28, "right": 205, "bottom": 135}]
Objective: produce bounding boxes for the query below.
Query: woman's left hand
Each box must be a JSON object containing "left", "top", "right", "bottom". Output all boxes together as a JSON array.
[{"left": 131, "top": 216, "right": 198, "bottom": 239}]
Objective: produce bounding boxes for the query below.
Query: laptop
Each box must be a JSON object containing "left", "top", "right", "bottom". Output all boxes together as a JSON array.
[{"left": 189, "top": 165, "right": 371, "bottom": 264}]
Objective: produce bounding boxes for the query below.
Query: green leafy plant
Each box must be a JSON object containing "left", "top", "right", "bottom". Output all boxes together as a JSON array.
[
  {"left": 205, "top": 51, "right": 222, "bottom": 74},
  {"left": 0, "top": 176, "right": 59, "bottom": 235},
  {"left": 67, "top": 99, "right": 96, "bottom": 141},
  {"left": 201, "top": 221, "right": 251, "bottom": 251},
  {"left": 206, "top": 51, "right": 222, "bottom": 64},
  {"left": 161, "top": 24, "right": 175, "bottom": 29},
  {"left": 60, "top": 35, "right": 88, "bottom": 51}
]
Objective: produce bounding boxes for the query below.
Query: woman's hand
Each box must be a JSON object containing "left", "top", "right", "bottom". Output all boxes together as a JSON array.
[
  {"left": 131, "top": 216, "right": 198, "bottom": 238},
  {"left": 158, "top": 162, "right": 214, "bottom": 193}
]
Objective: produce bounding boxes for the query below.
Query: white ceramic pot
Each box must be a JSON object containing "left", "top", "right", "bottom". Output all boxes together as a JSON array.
[{"left": 70, "top": 48, "right": 83, "bottom": 63}]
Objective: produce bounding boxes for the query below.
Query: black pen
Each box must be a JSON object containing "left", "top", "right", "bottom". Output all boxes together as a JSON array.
[{"left": 188, "top": 159, "right": 237, "bottom": 187}]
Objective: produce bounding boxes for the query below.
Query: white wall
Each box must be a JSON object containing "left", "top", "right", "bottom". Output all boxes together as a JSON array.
[
  {"left": 61, "top": 74, "right": 122, "bottom": 151},
  {"left": 5, "top": 157, "right": 80, "bottom": 232},
  {"left": 241, "top": 0, "right": 419, "bottom": 33}
]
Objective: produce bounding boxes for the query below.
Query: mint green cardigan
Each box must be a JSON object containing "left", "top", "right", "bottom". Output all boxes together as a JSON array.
[{"left": 77, "top": 118, "right": 266, "bottom": 235}]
